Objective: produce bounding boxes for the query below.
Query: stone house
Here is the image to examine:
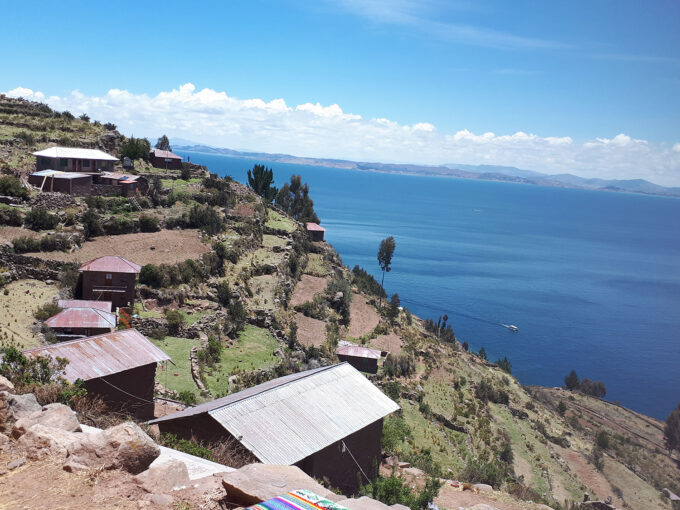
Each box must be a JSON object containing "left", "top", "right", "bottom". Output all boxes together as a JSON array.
[
  {"left": 149, "top": 149, "right": 183, "bottom": 170},
  {"left": 32, "top": 146, "right": 118, "bottom": 173},
  {"left": 306, "top": 222, "right": 326, "bottom": 242},
  {"left": 97, "top": 172, "right": 149, "bottom": 196},
  {"left": 78, "top": 256, "right": 141, "bottom": 311},
  {"left": 148, "top": 363, "right": 399, "bottom": 493},
  {"left": 23, "top": 329, "right": 170, "bottom": 418}
]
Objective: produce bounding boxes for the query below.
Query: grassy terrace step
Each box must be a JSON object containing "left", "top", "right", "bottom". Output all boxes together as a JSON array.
[
  {"left": 265, "top": 209, "right": 296, "bottom": 233},
  {"left": 152, "top": 336, "right": 202, "bottom": 399},
  {"left": 202, "top": 325, "right": 279, "bottom": 397}
]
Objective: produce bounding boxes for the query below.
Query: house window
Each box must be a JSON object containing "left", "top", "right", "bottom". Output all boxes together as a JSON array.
[
  {"left": 129, "top": 183, "right": 134, "bottom": 189},
  {"left": 105, "top": 273, "right": 112, "bottom": 279},
  {"left": 60, "top": 158, "right": 68, "bottom": 167},
  {"left": 82, "top": 160, "right": 90, "bottom": 168}
]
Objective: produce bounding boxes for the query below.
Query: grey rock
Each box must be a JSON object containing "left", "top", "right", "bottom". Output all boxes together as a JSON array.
[
  {"left": 17, "top": 424, "right": 82, "bottom": 460},
  {"left": 0, "top": 376, "right": 14, "bottom": 393},
  {"left": 472, "top": 483, "right": 493, "bottom": 492},
  {"left": 7, "top": 457, "right": 25, "bottom": 470},
  {"left": 12, "top": 403, "right": 81, "bottom": 438},
  {"left": 135, "top": 458, "right": 190, "bottom": 493}
]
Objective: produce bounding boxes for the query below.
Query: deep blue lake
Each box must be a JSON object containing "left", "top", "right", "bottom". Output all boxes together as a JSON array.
[{"left": 178, "top": 150, "right": 680, "bottom": 420}]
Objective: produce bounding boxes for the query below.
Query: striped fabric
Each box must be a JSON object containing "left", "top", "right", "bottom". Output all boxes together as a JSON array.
[{"left": 248, "top": 490, "right": 348, "bottom": 510}]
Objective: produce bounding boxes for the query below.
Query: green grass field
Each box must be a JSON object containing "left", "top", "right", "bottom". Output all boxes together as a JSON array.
[
  {"left": 151, "top": 336, "right": 202, "bottom": 399},
  {"left": 201, "top": 325, "right": 279, "bottom": 397},
  {"left": 265, "top": 209, "right": 297, "bottom": 233}
]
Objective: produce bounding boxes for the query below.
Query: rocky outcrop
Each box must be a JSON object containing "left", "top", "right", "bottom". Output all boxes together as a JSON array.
[
  {"left": 337, "top": 497, "right": 411, "bottom": 510},
  {"left": 0, "top": 376, "right": 14, "bottom": 393},
  {"left": 12, "top": 403, "right": 81, "bottom": 438},
  {"left": 134, "top": 458, "right": 191, "bottom": 493},
  {"left": 17, "top": 423, "right": 81, "bottom": 460},
  {"left": 63, "top": 421, "right": 160, "bottom": 474},
  {"left": 0, "top": 391, "right": 41, "bottom": 433},
  {"left": 30, "top": 192, "right": 76, "bottom": 209},
  {"left": 221, "top": 464, "right": 337, "bottom": 506}
]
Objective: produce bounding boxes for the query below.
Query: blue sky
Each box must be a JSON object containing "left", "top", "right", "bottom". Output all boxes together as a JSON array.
[{"left": 3, "top": 0, "right": 680, "bottom": 184}]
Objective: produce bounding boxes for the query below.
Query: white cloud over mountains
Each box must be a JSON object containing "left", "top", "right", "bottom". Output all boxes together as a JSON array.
[{"left": 6, "top": 84, "right": 680, "bottom": 186}]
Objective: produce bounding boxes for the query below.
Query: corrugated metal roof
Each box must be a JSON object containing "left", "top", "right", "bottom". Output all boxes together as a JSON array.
[
  {"left": 78, "top": 256, "right": 141, "bottom": 273},
  {"left": 58, "top": 300, "right": 112, "bottom": 312},
  {"left": 101, "top": 172, "right": 140, "bottom": 182},
  {"left": 152, "top": 149, "right": 182, "bottom": 160},
  {"left": 306, "top": 222, "right": 326, "bottom": 232},
  {"left": 23, "top": 329, "right": 170, "bottom": 382},
  {"left": 30, "top": 170, "right": 92, "bottom": 180},
  {"left": 336, "top": 342, "right": 381, "bottom": 360},
  {"left": 32, "top": 147, "right": 119, "bottom": 161},
  {"left": 149, "top": 363, "right": 399, "bottom": 465},
  {"left": 45, "top": 307, "right": 117, "bottom": 329}
]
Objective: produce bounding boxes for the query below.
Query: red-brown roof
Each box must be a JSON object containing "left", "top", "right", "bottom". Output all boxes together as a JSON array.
[
  {"left": 79, "top": 256, "right": 141, "bottom": 273},
  {"left": 152, "top": 149, "right": 182, "bottom": 160},
  {"left": 58, "top": 299, "right": 112, "bottom": 312},
  {"left": 23, "top": 329, "right": 170, "bottom": 382},
  {"left": 306, "top": 222, "right": 326, "bottom": 232},
  {"left": 45, "top": 307, "right": 117, "bottom": 329}
]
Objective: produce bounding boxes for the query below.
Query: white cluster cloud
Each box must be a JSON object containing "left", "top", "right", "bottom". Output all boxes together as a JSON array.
[{"left": 5, "top": 84, "right": 680, "bottom": 186}]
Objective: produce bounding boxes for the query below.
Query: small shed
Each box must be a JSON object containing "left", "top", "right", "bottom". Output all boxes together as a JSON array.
[
  {"left": 58, "top": 299, "right": 113, "bottom": 313},
  {"left": 306, "top": 222, "right": 326, "bottom": 242},
  {"left": 336, "top": 341, "right": 382, "bottom": 374},
  {"left": 28, "top": 170, "right": 92, "bottom": 195},
  {"left": 79, "top": 256, "right": 141, "bottom": 310},
  {"left": 23, "top": 329, "right": 170, "bottom": 418},
  {"left": 148, "top": 363, "right": 399, "bottom": 493},
  {"left": 98, "top": 172, "right": 148, "bottom": 196},
  {"left": 32, "top": 147, "right": 118, "bottom": 173},
  {"left": 149, "top": 149, "right": 183, "bottom": 170},
  {"left": 45, "top": 307, "right": 117, "bottom": 340}
]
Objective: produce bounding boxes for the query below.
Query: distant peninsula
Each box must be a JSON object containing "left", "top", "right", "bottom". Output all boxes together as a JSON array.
[{"left": 175, "top": 143, "right": 680, "bottom": 198}]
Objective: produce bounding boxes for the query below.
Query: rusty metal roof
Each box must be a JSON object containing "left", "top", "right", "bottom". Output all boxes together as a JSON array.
[
  {"left": 336, "top": 341, "right": 381, "bottom": 360},
  {"left": 152, "top": 149, "right": 182, "bottom": 160},
  {"left": 58, "top": 300, "right": 112, "bottom": 312},
  {"left": 305, "top": 222, "right": 326, "bottom": 232},
  {"left": 23, "top": 329, "right": 170, "bottom": 382},
  {"left": 148, "top": 363, "right": 399, "bottom": 465},
  {"left": 45, "top": 307, "right": 117, "bottom": 329},
  {"left": 79, "top": 256, "right": 141, "bottom": 273}
]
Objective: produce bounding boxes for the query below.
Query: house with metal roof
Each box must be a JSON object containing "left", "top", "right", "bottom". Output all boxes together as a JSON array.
[
  {"left": 24, "top": 329, "right": 170, "bottom": 418},
  {"left": 45, "top": 307, "right": 117, "bottom": 340},
  {"left": 336, "top": 341, "right": 382, "bottom": 374},
  {"left": 98, "top": 172, "right": 149, "bottom": 196},
  {"left": 149, "top": 148, "right": 183, "bottom": 170},
  {"left": 78, "top": 256, "right": 141, "bottom": 310},
  {"left": 306, "top": 222, "right": 326, "bottom": 242},
  {"left": 27, "top": 169, "right": 93, "bottom": 194},
  {"left": 32, "top": 146, "right": 119, "bottom": 173},
  {"left": 148, "top": 363, "right": 399, "bottom": 492},
  {"left": 58, "top": 299, "right": 113, "bottom": 313}
]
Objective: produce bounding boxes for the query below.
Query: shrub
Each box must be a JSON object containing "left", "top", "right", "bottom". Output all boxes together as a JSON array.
[
  {"left": 0, "top": 176, "right": 28, "bottom": 199},
  {"left": 34, "top": 302, "right": 61, "bottom": 321},
  {"left": 382, "top": 416, "right": 410, "bottom": 453},
  {"left": 0, "top": 205, "right": 23, "bottom": 226},
  {"left": 0, "top": 347, "right": 68, "bottom": 387},
  {"left": 557, "top": 401, "right": 567, "bottom": 416},
  {"left": 325, "top": 277, "right": 352, "bottom": 324},
  {"left": 383, "top": 354, "right": 416, "bottom": 378},
  {"left": 102, "top": 216, "right": 139, "bottom": 235},
  {"left": 150, "top": 327, "right": 167, "bottom": 340},
  {"left": 159, "top": 433, "right": 212, "bottom": 459},
  {"left": 140, "top": 264, "right": 163, "bottom": 288},
  {"left": 460, "top": 456, "right": 508, "bottom": 488},
  {"left": 475, "top": 379, "right": 509, "bottom": 405},
  {"left": 12, "top": 236, "right": 40, "bottom": 253},
  {"left": 165, "top": 310, "right": 186, "bottom": 335},
  {"left": 24, "top": 208, "right": 59, "bottom": 231},
  {"left": 578, "top": 378, "right": 606, "bottom": 398},
  {"left": 81, "top": 210, "right": 103, "bottom": 238},
  {"left": 216, "top": 281, "right": 232, "bottom": 307},
  {"left": 16, "top": 131, "right": 36, "bottom": 146},
  {"left": 565, "top": 370, "right": 579, "bottom": 390},
  {"left": 495, "top": 356, "right": 512, "bottom": 374},
  {"left": 189, "top": 204, "right": 224, "bottom": 234},
  {"left": 360, "top": 473, "right": 442, "bottom": 510},
  {"left": 139, "top": 214, "right": 159, "bottom": 232},
  {"left": 383, "top": 381, "right": 402, "bottom": 401},
  {"left": 120, "top": 136, "right": 150, "bottom": 160},
  {"left": 595, "top": 430, "right": 609, "bottom": 450},
  {"left": 352, "top": 265, "right": 386, "bottom": 298},
  {"left": 177, "top": 390, "right": 197, "bottom": 406}
]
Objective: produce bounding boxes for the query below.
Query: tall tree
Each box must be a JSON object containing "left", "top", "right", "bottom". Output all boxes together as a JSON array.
[
  {"left": 665, "top": 403, "right": 680, "bottom": 454},
  {"left": 565, "top": 370, "right": 580, "bottom": 390},
  {"left": 155, "top": 135, "right": 171, "bottom": 151},
  {"left": 247, "top": 164, "right": 277, "bottom": 203},
  {"left": 377, "top": 236, "right": 396, "bottom": 309},
  {"left": 275, "top": 174, "right": 320, "bottom": 223}
]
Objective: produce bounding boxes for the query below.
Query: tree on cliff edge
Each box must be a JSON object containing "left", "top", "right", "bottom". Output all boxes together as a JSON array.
[
  {"left": 155, "top": 135, "right": 171, "bottom": 151},
  {"left": 247, "top": 164, "right": 277, "bottom": 203},
  {"left": 377, "top": 236, "right": 395, "bottom": 309},
  {"left": 665, "top": 403, "right": 680, "bottom": 454}
]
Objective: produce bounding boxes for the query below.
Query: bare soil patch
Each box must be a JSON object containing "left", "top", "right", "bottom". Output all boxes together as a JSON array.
[
  {"left": 0, "top": 226, "right": 39, "bottom": 246},
  {"left": 435, "top": 484, "right": 549, "bottom": 510},
  {"left": 294, "top": 312, "right": 327, "bottom": 347},
  {"left": 0, "top": 279, "right": 59, "bottom": 349},
  {"left": 27, "top": 229, "right": 209, "bottom": 265},
  {"left": 370, "top": 333, "right": 403, "bottom": 354},
  {"left": 248, "top": 274, "right": 279, "bottom": 311},
  {"left": 233, "top": 202, "right": 255, "bottom": 217},
  {"left": 289, "top": 275, "right": 329, "bottom": 307},
  {"left": 348, "top": 294, "right": 380, "bottom": 337}
]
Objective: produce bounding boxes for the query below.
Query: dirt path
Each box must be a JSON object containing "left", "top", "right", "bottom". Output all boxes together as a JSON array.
[
  {"left": 348, "top": 295, "right": 380, "bottom": 337},
  {"left": 290, "top": 275, "right": 329, "bottom": 307},
  {"left": 27, "top": 229, "right": 209, "bottom": 265}
]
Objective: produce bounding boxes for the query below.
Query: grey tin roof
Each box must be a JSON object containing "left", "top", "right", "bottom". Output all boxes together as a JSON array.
[{"left": 149, "top": 363, "right": 399, "bottom": 465}]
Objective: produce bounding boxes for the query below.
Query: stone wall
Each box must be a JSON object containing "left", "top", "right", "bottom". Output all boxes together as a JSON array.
[
  {"left": 30, "top": 192, "right": 76, "bottom": 210},
  {"left": 0, "top": 248, "right": 76, "bottom": 283},
  {"left": 91, "top": 184, "right": 121, "bottom": 196}
]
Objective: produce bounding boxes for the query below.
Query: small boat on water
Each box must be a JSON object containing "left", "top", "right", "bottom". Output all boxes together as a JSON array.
[{"left": 502, "top": 324, "right": 519, "bottom": 332}]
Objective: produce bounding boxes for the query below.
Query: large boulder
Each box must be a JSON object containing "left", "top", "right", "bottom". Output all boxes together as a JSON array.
[
  {"left": 17, "top": 424, "right": 82, "bottom": 460},
  {"left": 134, "top": 458, "right": 191, "bottom": 493},
  {"left": 64, "top": 421, "right": 160, "bottom": 474},
  {"left": 0, "top": 391, "right": 41, "bottom": 432},
  {"left": 0, "top": 376, "right": 14, "bottom": 393},
  {"left": 337, "top": 497, "right": 408, "bottom": 510},
  {"left": 221, "top": 464, "right": 337, "bottom": 506},
  {"left": 12, "top": 403, "right": 81, "bottom": 439}
]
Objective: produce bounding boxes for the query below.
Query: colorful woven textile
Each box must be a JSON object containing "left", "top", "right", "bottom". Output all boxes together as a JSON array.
[{"left": 248, "top": 490, "right": 348, "bottom": 510}]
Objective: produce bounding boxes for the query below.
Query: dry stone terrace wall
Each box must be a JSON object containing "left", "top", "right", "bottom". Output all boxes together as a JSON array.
[
  {"left": 29, "top": 192, "right": 76, "bottom": 209},
  {"left": 0, "top": 247, "right": 76, "bottom": 282}
]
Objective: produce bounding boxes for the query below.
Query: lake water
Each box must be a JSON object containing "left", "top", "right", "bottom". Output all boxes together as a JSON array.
[{"left": 178, "top": 150, "right": 680, "bottom": 420}]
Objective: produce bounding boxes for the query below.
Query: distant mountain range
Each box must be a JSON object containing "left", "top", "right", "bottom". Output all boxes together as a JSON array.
[{"left": 174, "top": 142, "right": 680, "bottom": 198}]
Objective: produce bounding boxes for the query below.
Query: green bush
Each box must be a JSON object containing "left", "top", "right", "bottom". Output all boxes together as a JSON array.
[
  {"left": 383, "top": 355, "right": 416, "bottom": 378},
  {"left": 326, "top": 277, "right": 352, "bottom": 324},
  {"left": 177, "top": 390, "right": 197, "bottom": 406},
  {"left": 352, "top": 265, "right": 386, "bottom": 298},
  {"left": 34, "top": 302, "right": 61, "bottom": 321},
  {"left": 382, "top": 416, "right": 410, "bottom": 453},
  {"left": 165, "top": 309, "right": 186, "bottom": 335},
  {"left": 12, "top": 236, "right": 40, "bottom": 253},
  {"left": 460, "top": 456, "right": 508, "bottom": 488},
  {"left": 188, "top": 204, "right": 224, "bottom": 234},
  {"left": 383, "top": 381, "right": 402, "bottom": 401},
  {"left": 159, "top": 433, "right": 212, "bottom": 459},
  {"left": 0, "top": 205, "right": 23, "bottom": 226},
  {"left": 474, "top": 379, "right": 509, "bottom": 405},
  {"left": 24, "top": 208, "right": 59, "bottom": 231},
  {"left": 102, "top": 216, "right": 139, "bottom": 235},
  {"left": 0, "top": 176, "right": 28, "bottom": 199},
  {"left": 81, "top": 210, "right": 103, "bottom": 238},
  {"left": 139, "top": 214, "right": 159, "bottom": 232},
  {"left": 360, "top": 473, "right": 442, "bottom": 510}
]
